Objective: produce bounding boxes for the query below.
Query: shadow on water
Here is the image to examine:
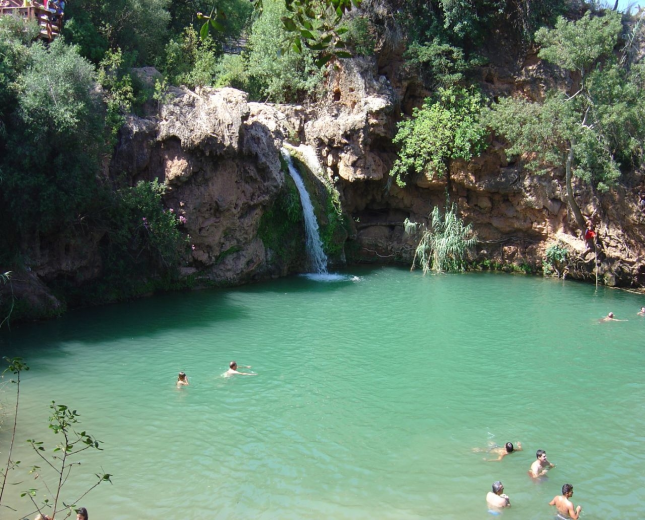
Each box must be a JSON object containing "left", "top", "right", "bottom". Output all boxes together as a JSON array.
[{"left": 0, "top": 288, "right": 249, "bottom": 353}]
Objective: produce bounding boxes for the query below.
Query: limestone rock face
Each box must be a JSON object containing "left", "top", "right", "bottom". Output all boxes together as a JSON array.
[{"left": 112, "top": 87, "right": 294, "bottom": 285}]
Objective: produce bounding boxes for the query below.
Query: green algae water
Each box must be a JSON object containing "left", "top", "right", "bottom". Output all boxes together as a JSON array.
[{"left": 1, "top": 267, "right": 644, "bottom": 520}]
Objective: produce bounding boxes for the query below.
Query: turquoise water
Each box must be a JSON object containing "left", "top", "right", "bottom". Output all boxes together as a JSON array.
[{"left": 1, "top": 267, "right": 644, "bottom": 520}]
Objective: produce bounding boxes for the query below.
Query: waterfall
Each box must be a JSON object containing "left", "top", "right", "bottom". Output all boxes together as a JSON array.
[{"left": 281, "top": 148, "right": 328, "bottom": 274}]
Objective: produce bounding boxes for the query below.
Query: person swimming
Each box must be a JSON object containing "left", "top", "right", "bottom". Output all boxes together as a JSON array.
[
  {"left": 224, "top": 361, "right": 256, "bottom": 377},
  {"left": 473, "top": 441, "right": 522, "bottom": 461},
  {"left": 638, "top": 307, "right": 645, "bottom": 316},
  {"left": 600, "top": 312, "right": 627, "bottom": 322},
  {"left": 176, "top": 371, "right": 189, "bottom": 387}
]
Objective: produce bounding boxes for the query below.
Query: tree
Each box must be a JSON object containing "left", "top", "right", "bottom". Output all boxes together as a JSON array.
[
  {"left": 487, "top": 10, "right": 645, "bottom": 231},
  {"left": 391, "top": 86, "right": 488, "bottom": 186}
]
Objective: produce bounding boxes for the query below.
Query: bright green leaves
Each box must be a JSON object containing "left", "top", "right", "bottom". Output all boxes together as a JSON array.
[
  {"left": 535, "top": 10, "right": 622, "bottom": 73},
  {"left": 391, "top": 87, "right": 487, "bottom": 187},
  {"left": 197, "top": 8, "right": 227, "bottom": 41},
  {"left": 254, "top": 0, "right": 362, "bottom": 67}
]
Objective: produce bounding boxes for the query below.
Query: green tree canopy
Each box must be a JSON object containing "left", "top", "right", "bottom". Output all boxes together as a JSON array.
[{"left": 487, "top": 10, "right": 645, "bottom": 230}]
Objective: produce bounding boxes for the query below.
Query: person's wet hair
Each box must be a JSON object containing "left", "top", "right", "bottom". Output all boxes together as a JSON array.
[
  {"left": 562, "top": 483, "right": 573, "bottom": 495},
  {"left": 76, "top": 507, "right": 89, "bottom": 520},
  {"left": 178, "top": 372, "right": 186, "bottom": 379},
  {"left": 536, "top": 449, "right": 546, "bottom": 459},
  {"left": 492, "top": 481, "right": 504, "bottom": 494},
  {"left": 230, "top": 361, "right": 237, "bottom": 369},
  {"left": 505, "top": 442, "right": 514, "bottom": 453}
]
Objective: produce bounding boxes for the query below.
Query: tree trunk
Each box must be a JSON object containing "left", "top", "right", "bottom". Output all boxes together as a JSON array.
[{"left": 565, "top": 143, "right": 587, "bottom": 232}]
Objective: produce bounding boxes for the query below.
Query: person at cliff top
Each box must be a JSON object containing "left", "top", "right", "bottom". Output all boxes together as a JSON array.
[
  {"left": 224, "top": 361, "right": 256, "bottom": 377},
  {"left": 176, "top": 371, "right": 189, "bottom": 388},
  {"left": 549, "top": 483, "right": 582, "bottom": 519},
  {"left": 638, "top": 307, "right": 645, "bottom": 316},
  {"left": 487, "top": 442, "right": 523, "bottom": 461},
  {"left": 486, "top": 481, "right": 510, "bottom": 509},
  {"left": 529, "top": 449, "right": 555, "bottom": 478},
  {"left": 600, "top": 312, "right": 627, "bottom": 323}
]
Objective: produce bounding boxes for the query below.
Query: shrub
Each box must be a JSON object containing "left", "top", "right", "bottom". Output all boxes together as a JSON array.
[{"left": 391, "top": 86, "right": 487, "bottom": 186}]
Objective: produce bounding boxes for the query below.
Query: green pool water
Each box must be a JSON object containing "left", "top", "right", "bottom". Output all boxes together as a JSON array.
[{"left": 1, "top": 267, "right": 644, "bottom": 520}]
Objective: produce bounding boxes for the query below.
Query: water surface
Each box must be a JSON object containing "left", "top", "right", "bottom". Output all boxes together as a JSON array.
[{"left": 1, "top": 268, "right": 644, "bottom": 519}]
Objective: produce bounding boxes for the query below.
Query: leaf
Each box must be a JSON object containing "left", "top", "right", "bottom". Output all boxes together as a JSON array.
[
  {"left": 293, "top": 37, "right": 302, "bottom": 53},
  {"left": 308, "top": 42, "right": 329, "bottom": 51},
  {"left": 210, "top": 20, "right": 225, "bottom": 32},
  {"left": 336, "top": 27, "right": 349, "bottom": 35},
  {"left": 335, "top": 51, "right": 352, "bottom": 59},
  {"left": 281, "top": 17, "right": 299, "bottom": 32},
  {"left": 300, "top": 29, "right": 316, "bottom": 40},
  {"left": 200, "top": 22, "right": 209, "bottom": 41},
  {"left": 315, "top": 54, "right": 334, "bottom": 68}
]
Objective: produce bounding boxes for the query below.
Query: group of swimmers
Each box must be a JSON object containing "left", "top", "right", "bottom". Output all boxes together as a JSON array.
[
  {"left": 482, "top": 443, "right": 581, "bottom": 519},
  {"left": 176, "top": 361, "right": 256, "bottom": 387}
]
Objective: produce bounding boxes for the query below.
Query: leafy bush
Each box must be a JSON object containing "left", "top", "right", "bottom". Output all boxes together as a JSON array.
[
  {"left": 405, "top": 203, "right": 477, "bottom": 273},
  {"left": 342, "top": 15, "right": 376, "bottom": 57},
  {"left": 245, "top": 0, "right": 324, "bottom": 102},
  {"left": 391, "top": 86, "right": 487, "bottom": 186}
]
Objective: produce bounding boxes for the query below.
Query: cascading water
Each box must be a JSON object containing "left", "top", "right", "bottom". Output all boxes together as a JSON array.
[{"left": 281, "top": 148, "right": 328, "bottom": 274}]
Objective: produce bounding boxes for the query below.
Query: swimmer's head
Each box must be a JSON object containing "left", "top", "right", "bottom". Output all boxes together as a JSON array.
[
  {"left": 178, "top": 372, "right": 186, "bottom": 380},
  {"left": 492, "top": 481, "right": 504, "bottom": 494},
  {"left": 536, "top": 449, "right": 546, "bottom": 460},
  {"left": 562, "top": 484, "right": 573, "bottom": 496},
  {"left": 76, "top": 507, "right": 89, "bottom": 520},
  {"left": 641, "top": 307, "right": 645, "bottom": 312},
  {"left": 230, "top": 361, "right": 237, "bottom": 369},
  {"left": 608, "top": 312, "right": 614, "bottom": 318},
  {"left": 505, "top": 442, "right": 514, "bottom": 453}
]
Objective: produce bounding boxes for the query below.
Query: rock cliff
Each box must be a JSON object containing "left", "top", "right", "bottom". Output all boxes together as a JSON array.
[{"left": 5, "top": 45, "right": 645, "bottom": 319}]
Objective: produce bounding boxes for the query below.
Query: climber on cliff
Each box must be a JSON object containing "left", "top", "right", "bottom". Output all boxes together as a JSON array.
[{"left": 583, "top": 219, "right": 596, "bottom": 250}]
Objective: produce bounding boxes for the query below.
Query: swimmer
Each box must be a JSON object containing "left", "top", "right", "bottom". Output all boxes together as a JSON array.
[
  {"left": 488, "top": 442, "right": 523, "bottom": 461},
  {"left": 486, "top": 481, "right": 511, "bottom": 509},
  {"left": 34, "top": 514, "right": 52, "bottom": 520},
  {"left": 529, "top": 449, "right": 555, "bottom": 478},
  {"left": 224, "top": 361, "right": 256, "bottom": 377},
  {"left": 549, "top": 483, "right": 582, "bottom": 519},
  {"left": 176, "top": 371, "right": 189, "bottom": 388},
  {"left": 638, "top": 307, "right": 645, "bottom": 316},
  {"left": 599, "top": 312, "right": 627, "bottom": 322},
  {"left": 76, "top": 507, "right": 89, "bottom": 520}
]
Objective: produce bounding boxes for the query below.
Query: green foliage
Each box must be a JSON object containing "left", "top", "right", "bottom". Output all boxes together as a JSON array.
[
  {"left": 245, "top": 0, "right": 324, "bottom": 102},
  {"left": 320, "top": 179, "right": 348, "bottom": 258},
  {"left": 212, "top": 53, "right": 250, "bottom": 90},
  {"left": 341, "top": 15, "right": 375, "bottom": 57},
  {"left": 253, "top": 0, "right": 360, "bottom": 67},
  {"left": 543, "top": 242, "right": 570, "bottom": 276},
  {"left": 535, "top": 10, "right": 622, "bottom": 72},
  {"left": 405, "top": 203, "right": 477, "bottom": 273},
  {"left": 0, "top": 37, "right": 106, "bottom": 244},
  {"left": 171, "top": 0, "right": 253, "bottom": 39},
  {"left": 98, "top": 48, "right": 135, "bottom": 143},
  {"left": 258, "top": 176, "right": 303, "bottom": 259},
  {"left": 63, "top": 0, "right": 171, "bottom": 65},
  {"left": 391, "top": 86, "right": 487, "bottom": 186},
  {"left": 403, "top": 39, "right": 473, "bottom": 89},
  {"left": 158, "top": 27, "right": 221, "bottom": 89},
  {"left": 100, "top": 181, "right": 188, "bottom": 286},
  {"left": 22, "top": 402, "right": 111, "bottom": 518},
  {"left": 488, "top": 10, "right": 645, "bottom": 196}
]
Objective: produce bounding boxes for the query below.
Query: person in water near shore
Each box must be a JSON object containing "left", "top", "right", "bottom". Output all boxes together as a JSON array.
[
  {"left": 177, "top": 371, "right": 189, "bottom": 388},
  {"left": 76, "top": 507, "right": 89, "bottom": 520},
  {"left": 549, "top": 483, "right": 582, "bottom": 519},
  {"left": 224, "top": 361, "right": 256, "bottom": 377},
  {"left": 488, "top": 442, "right": 523, "bottom": 461},
  {"left": 600, "top": 312, "right": 627, "bottom": 322},
  {"left": 529, "top": 449, "right": 555, "bottom": 478},
  {"left": 638, "top": 307, "right": 645, "bottom": 316},
  {"left": 486, "top": 481, "right": 511, "bottom": 509}
]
